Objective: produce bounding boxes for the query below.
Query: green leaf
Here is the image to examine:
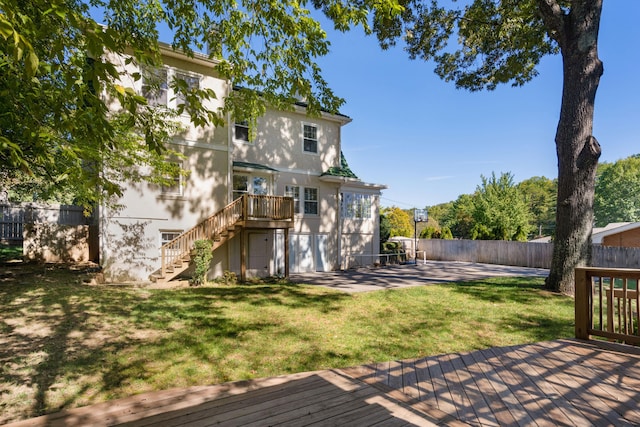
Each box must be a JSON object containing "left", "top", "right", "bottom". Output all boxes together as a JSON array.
[
  {"left": 25, "top": 51, "right": 38, "bottom": 77},
  {"left": 0, "top": 19, "right": 13, "bottom": 39}
]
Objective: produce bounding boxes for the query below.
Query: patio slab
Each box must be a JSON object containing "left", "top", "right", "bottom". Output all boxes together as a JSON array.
[{"left": 291, "top": 260, "right": 549, "bottom": 293}]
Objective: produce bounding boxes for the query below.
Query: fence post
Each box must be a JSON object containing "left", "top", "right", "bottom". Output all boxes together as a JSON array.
[{"left": 575, "top": 267, "right": 590, "bottom": 340}]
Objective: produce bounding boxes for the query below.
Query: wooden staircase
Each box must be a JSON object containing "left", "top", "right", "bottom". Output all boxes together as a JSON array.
[{"left": 150, "top": 195, "right": 294, "bottom": 283}]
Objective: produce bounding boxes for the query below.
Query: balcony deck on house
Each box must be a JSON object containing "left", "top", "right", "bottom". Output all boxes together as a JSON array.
[
  {"left": 9, "top": 267, "right": 640, "bottom": 426},
  {"left": 154, "top": 194, "right": 294, "bottom": 283}
]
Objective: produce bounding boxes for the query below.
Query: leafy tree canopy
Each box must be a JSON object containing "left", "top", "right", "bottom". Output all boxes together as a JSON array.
[
  {"left": 382, "top": 206, "right": 413, "bottom": 238},
  {"left": 376, "top": 0, "right": 605, "bottom": 294},
  {"left": 471, "top": 172, "right": 531, "bottom": 241},
  {"left": 518, "top": 176, "right": 557, "bottom": 238},
  {"left": 0, "top": 0, "right": 402, "bottom": 209},
  {"left": 594, "top": 154, "right": 640, "bottom": 227}
]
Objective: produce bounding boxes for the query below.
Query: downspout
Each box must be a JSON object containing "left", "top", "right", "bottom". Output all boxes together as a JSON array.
[{"left": 337, "top": 184, "right": 342, "bottom": 270}]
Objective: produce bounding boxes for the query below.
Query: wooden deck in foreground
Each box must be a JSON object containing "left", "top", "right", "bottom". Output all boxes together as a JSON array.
[{"left": 8, "top": 339, "right": 640, "bottom": 427}]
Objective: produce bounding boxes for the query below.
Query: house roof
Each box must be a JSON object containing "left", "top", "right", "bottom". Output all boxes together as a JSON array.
[
  {"left": 232, "top": 161, "right": 278, "bottom": 173},
  {"left": 592, "top": 222, "right": 639, "bottom": 244},
  {"left": 321, "top": 152, "right": 359, "bottom": 179}
]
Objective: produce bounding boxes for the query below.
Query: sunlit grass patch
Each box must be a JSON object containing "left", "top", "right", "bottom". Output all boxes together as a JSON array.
[{"left": 0, "top": 266, "right": 573, "bottom": 424}]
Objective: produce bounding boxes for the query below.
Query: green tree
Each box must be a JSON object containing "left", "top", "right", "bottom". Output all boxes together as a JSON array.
[
  {"left": 382, "top": 206, "right": 413, "bottom": 238},
  {"left": 594, "top": 155, "right": 640, "bottom": 227},
  {"left": 448, "top": 194, "right": 475, "bottom": 239},
  {"left": 0, "top": 0, "right": 401, "bottom": 210},
  {"left": 518, "top": 176, "right": 557, "bottom": 238},
  {"left": 471, "top": 172, "right": 532, "bottom": 241},
  {"left": 376, "top": 1, "right": 605, "bottom": 294},
  {"left": 379, "top": 212, "right": 391, "bottom": 248}
]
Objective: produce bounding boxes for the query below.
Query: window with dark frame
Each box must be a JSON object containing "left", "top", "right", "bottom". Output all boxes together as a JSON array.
[
  {"left": 303, "top": 124, "right": 318, "bottom": 153},
  {"left": 235, "top": 120, "right": 250, "bottom": 142},
  {"left": 303, "top": 187, "right": 318, "bottom": 215}
]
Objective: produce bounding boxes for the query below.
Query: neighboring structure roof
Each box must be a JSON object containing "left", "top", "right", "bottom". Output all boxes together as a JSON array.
[
  {"left": 232, "top": 161, "right": 278, "bottom": 173},
  {"left": 592, "top": 222, "right": 639, "bottom": 244},
  {"left": 321, "top": 151, "right": 359, "bottom": 179}
]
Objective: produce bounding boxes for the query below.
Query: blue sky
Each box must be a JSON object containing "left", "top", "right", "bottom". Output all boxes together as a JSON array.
[{"left": 315, "top": 2, "right": 640, "bottom": 209}]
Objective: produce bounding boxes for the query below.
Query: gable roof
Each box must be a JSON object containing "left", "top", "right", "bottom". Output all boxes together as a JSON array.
[
  {"left": 592, "top": 222, "right": 640, "bottom": 244},
  {"left": 321, "top": 151, "right": 359, "bottom": 179}
]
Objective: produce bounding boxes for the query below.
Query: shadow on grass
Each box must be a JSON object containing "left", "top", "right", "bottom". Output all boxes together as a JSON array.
[{"left": 0, "top": 265, "right": 351, "bottom": 423}]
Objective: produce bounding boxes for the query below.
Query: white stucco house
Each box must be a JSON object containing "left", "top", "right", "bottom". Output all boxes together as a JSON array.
[{"left": 100, "top": 45, "right": 386, "bottom": 283}]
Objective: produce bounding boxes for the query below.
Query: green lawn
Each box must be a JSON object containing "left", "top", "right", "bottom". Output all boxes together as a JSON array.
[
  {"left": 0, "top": 244, "right": 22, "bottom": 262},
  {"left": 0, "top": 264, "right": 574, "bottom": 424}
]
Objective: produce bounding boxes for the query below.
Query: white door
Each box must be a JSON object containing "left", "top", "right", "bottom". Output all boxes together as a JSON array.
[
  {"left": 248, "top": 232, "right": 271, "bottom": 277},
  {"left": 290, "top": 234, "right": 314, "bottom": 273},
  {"left": 315, "top": 234, "right": 329, "bottom": 272}
]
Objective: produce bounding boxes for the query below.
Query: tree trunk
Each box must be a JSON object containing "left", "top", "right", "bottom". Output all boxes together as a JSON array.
[{"left": 544, "top": 2, "right": 603, "bottom": 295}]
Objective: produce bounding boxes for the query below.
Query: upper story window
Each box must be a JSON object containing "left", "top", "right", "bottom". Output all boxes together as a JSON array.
[
  {"left": 303, "top": 124, "right": 318, "bottom": 154},
  {"left": 285, "top": 185, "right": 300, "bottom": 214},
  {"left": 141, "top": 67, "right": 200, "bottom": 112},
  {"left": 161, "top": 161, "right": 184, "bottom": 196},
  {"left": 303, "top": 187, "right": 318, "bottom": 215},
  {"left": 341, "top": 192, "right": 372, "bottom": 219},
  {"left": 174, "top": 72, "right": 200, "bottom": 108},
  {"left": 234, "top": 120, "right": 251, "bottom": 143},
  {"left": 141, "top": 67, "right": 168, "bottom": 107}
]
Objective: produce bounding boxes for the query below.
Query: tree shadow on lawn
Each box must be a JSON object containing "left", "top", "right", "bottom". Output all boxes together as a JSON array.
[
  {"left": 0, "top": 264, "right": 351, "bottom": 424},
  {"left": 450, "top": 276, "right": 565, "bottom": 304}
]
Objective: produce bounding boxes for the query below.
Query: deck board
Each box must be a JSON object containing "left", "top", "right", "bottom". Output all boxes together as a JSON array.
[{"left": 7, "top": 339, "right": 640, "bottom": 427}]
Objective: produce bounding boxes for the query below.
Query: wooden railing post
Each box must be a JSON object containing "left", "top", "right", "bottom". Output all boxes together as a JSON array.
[
  {"left": 575, "top": 267, "right": 591, "bottom": 340},
  {"left": 242, "top": 194, "right": 248, "bottom": 220}
]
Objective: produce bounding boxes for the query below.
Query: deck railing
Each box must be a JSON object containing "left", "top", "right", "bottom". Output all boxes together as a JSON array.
[
  {"left": 160, "top": 195, "right": 293, "bottom": 278},
  {"left": 575, "top": 267, "right": 640, "bottom": 345}
]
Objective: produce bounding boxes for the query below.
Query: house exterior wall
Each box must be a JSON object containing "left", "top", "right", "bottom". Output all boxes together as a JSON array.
[
  {"left": 602, "top": 228, "right": 640, "bottom": 248},
  {"left": 101, "top": 51, "right": 231, "bottom": 282},
  {"left": 101, "top": 47, "right": 384, "bottom": 282}
]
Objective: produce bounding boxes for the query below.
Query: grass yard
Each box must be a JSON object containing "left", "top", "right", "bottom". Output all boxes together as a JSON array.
[
  {"left": 0, "top": 244, "right": 22, "bottom": 263},
  {"left": 0, "top": 263, "right": 574, "bottom": 424}
]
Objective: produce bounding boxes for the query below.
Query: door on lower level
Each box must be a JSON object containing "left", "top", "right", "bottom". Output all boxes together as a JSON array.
[{"left": 248, "top": 232, "right": 271, "bottom": 277}]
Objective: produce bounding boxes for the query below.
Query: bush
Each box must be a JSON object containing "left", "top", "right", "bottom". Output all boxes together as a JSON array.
[
  {"left": 215, "top": 270, "right": 238, "bottom": 286},
  {"left": 191, "top": 239, "right": 213, "bottom": 286}
]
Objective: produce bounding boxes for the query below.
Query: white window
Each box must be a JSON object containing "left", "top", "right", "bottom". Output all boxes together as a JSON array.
[
  {"left": 161, "top": 162, "right": 183, "bottom": 196},
  {"left": 285, "top": 185, "right": 300, "bottom": 214},
  {"left": 233, "top": 174, "right": 248, "bottom": 200},
  {"left": 234, "top": 120, "right": 251, "bottom": 143},
  {"left": 142, "top": 67, "right": 168, "bottom": 107},
  {"left": 174, "top": 72, "right": 199, "bottom": 108},
  {"left": 304, "top": 187, "right": 318, "bottom": 215},
  {"left": 140, "top": 67, "right": 200, "bottom": 111},
  {"left": 253, "top": 176, "right": 268, "bottom": 195},
  {"left": 341, "top": 192, "right": 372, "bottom": 219},
  {"left": 160, "top": 230, "right": 183, "bottom": 246},
  {"left": 233, "top": 174, "right": 270, "bottom": 199},
  {"left": 303, "top": 124, "right": 318, "bottom": 154}
]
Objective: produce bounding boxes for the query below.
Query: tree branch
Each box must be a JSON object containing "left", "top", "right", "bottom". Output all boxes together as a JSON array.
[{"left": 536, "top": 0, "right": 566, "bottom": 47}]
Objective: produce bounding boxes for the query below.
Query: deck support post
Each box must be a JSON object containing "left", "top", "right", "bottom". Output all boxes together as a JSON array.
[
  {"left": 575, "top": 267, "right": 590, "bottom": 340},
  {"left": 284, "top": 228, "right": 290, "bottom": 280},
  {"left": 240, "top": 229, "right": 246, "bottom": 282}
]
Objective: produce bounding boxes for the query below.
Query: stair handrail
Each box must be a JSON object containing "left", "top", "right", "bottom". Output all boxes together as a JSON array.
[
  {"left": 159, "top": 195, "right": 294, "bottom": 279},
  {"left": 161, "top": 197, "right": 244, "bottom": 277}
]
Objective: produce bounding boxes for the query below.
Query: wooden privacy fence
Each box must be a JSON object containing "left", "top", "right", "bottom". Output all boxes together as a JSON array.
[
  {"left": 420, "top": 239, "right": 640, "bottom": 269},
  {"left": 575, "top": 267, "right": 640, "bottom": 345},
  {"left": 0, "top": 203, "right": 87, "bottom": 244}
]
